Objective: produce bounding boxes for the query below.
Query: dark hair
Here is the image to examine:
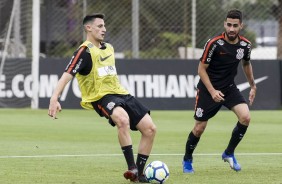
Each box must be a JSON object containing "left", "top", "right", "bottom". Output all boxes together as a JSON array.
[
  {"left": 226, "top": 9, "right": 242, "bottom": 22},
  {"left": 83, "top": 13, "right": 105, "bottom": 25}
]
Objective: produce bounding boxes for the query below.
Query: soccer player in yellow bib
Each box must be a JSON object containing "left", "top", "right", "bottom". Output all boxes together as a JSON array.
[{"left": 48, "top": 13, "right": 156, "bottom": 183}]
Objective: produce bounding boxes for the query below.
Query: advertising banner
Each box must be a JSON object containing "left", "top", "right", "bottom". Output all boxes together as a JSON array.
[
  {"left": 0, "top": 59, "right": 281, "bottom": 110},
  {"left": 0, "top": 59, "right": 31, "bottom": 107}
]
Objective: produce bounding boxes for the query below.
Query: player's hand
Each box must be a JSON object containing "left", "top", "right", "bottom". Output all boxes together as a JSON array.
[
  {"left": 48, "top": 99, "right": 62, "bottom": 120},
  {"left": 249, "top": 86, "right": 256, "bottom": 106},
  {"left": 210, "top": 90, "right": 225, "bottom": 102}
]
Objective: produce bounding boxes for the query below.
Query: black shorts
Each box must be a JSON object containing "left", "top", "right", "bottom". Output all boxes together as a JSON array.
[
  {"left": 91, "top": 94, "right": 150, "bottom": 131},
  {"left": 194, "top": 85, "right": 246, "bottom": 121}
]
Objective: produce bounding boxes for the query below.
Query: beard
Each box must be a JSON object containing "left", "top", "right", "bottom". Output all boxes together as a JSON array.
[{"left": 225, "top": 31, "right": 239, "bottom": 41}]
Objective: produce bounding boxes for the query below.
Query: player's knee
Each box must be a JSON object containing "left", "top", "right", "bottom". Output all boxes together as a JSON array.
[
  {"left": 193, "top": 123, "right": 206, "bottom": 137},
  {"left": 115, "top": 115, "right": 130, "bottom": 130},
  {"left": 142, "top": 122, "right": 157, "bottom": 138},
  {"left": 239, "top": 114, "right": 251, "bottom": 125},
  {"left": 143, "top": 123, "right": 157, "bottom": 138},
  {"left": 149, "top": 123, "right": 157, "bottom": 137}
]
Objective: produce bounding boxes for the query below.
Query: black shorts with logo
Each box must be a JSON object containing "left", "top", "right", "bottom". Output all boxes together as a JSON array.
[
  {"left": 194, "top": 84, "right": 247, "bottom": 121},
  {"left": 91, "top": 94, "right": 150, "bottom": 131}
]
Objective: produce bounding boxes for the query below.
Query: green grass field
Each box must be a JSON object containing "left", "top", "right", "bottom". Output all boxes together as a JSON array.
[{"left": 0, "top": 109, "right": 281, "bottom": 184}]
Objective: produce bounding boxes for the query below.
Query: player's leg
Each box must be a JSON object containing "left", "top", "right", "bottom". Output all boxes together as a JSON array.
[
  {"left": 92, "top": 95, "right": 139, "bottom": 181},
  {"left": 222, "top": 103, "right": 250, "bottom": 171},
  {"left": 111, "top": 106, "right": 133, "bottom": 146},
  {"left": 183, "top": 120, "right": 207, "bottom": 173},
  {"left": 232, "top": 103, "right": 251, "bottom": 126},
  {"left": 136, "top": 114, "right": 156, "bottom": 172},
  {"left": 222, "top": 86, "right": 250, "bottom": 171},
  {"left": 111, "top": 106, "right": 138, "bottom": 181},
  {"left": 136, "top": 113, "right": 156, "bottom": 157},
  {"left": 183, "top": 89, "right": 221, "bottom": 173},
  {"left": 120, "top": 95, "right": 156, "bottom": 182},
  {"left": 185, "top": 120, "right": 208, "bottom": 159},
  {"left": 228, "top": 103, "right": 250, "bottom": 153}
]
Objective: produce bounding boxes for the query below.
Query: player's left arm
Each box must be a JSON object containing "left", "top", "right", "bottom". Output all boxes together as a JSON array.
[{"left": 241, "top": 59, "right": 257, "bottom": 106}]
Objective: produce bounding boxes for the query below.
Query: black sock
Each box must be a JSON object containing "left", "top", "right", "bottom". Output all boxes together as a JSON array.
[
  {"left": 225, "top": 121, "right": 248, "bottom": 155},
  {"left": 136, "top": 154, "right": 149, "bottom": 176},
  {"left": 184, "top": 131, "right": 200, "bottom": 161},
  {"left": 121, "top": 145, "right": 136, "bottom": 170}
]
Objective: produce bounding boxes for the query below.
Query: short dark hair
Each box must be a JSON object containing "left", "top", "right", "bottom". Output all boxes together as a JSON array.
[
  {"left": 226, "top": 9, "right": 242, "bottom": 22},
  {"left": 83, "top": 13, "right": 105, "bottom": 25}
]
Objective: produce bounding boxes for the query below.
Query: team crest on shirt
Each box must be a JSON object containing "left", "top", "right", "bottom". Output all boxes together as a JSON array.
[
  {"left": 236, "top": 48, "right": 244, "bottom": 60},
  {"left": 107, "top": 102, "right": 115, "bottom": 110},
  {"left": 240, "top": 41, "right": 247, "bottom": 46},
  {"left": 217, "top": 39, "right": 224, "bottom": 45},
  {"left": 195, "top": 108, "right": 204, "bottom": 118}
]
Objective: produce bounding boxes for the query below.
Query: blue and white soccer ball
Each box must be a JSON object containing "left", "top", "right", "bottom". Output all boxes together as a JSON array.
[{"left": 144, "top": 160, "right": 169, "bottom": 184}]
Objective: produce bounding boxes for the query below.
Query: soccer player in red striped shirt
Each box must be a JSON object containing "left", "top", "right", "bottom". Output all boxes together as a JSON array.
[{"left": 183, "top": 9, "right": 256, "bottom": 173}]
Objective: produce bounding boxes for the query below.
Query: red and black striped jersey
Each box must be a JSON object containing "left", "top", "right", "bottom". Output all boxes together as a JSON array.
[{"left": 198, "top": 32, "right": 252, "bottom": 91}]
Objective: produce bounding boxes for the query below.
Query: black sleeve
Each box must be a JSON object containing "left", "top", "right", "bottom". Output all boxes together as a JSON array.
[
  {"left": 65, "top": 46, "right": 92, "bottom": 76},
  {"left": 243, "top": 43, "right": 252, "bottom": 61}
]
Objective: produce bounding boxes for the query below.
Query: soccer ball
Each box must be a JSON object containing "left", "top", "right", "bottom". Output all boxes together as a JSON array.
[{"left": 144, "top": 160, "right": 169, "bottom": 184}]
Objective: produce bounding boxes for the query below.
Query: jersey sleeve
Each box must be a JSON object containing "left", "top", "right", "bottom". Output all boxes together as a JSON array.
[
  {"left": 200, "top": 38, "right": 217, "bottom": 64},
  {"left": 243, "top": 43, "right": 252, "bottom": 61},
  {"left": 65, "top": 46, "right": 92, "bottom": 76}
]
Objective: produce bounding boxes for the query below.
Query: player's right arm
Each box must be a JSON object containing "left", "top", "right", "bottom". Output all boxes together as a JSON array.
[
  {"left": 199, "top": 37, "right": 225, "bottom": 102},
  {"left": 48, "top": 72, "right": 73, "bottom": 119},
  {"left": 48, "top": 46, "right": 90, "bottom": 119},
  {"left": 198, "top": 62, "right": 224, "bottom": 102}
]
